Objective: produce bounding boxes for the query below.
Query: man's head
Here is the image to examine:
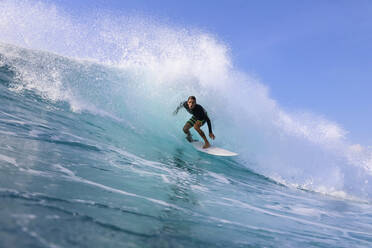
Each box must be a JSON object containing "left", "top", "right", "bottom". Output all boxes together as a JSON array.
[{"left": 187, "top": 96, "right": 196, "bottom": 109}]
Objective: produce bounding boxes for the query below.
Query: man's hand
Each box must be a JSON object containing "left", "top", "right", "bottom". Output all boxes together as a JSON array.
[
  {"left": 173, "top": 104, "right": 183, "bottom": 116},
  {"left": 209, "top": 133, "right": 215, "bottom": 140}
]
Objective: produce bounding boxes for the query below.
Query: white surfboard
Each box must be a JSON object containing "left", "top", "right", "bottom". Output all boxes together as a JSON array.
[{"left": 191, "top": 141, "right": 238, "bottom": 157}]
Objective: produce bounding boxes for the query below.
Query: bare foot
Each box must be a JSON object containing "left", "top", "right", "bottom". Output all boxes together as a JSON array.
[{"left": 203, "top": 143, "right": 211, "bottom": 149}]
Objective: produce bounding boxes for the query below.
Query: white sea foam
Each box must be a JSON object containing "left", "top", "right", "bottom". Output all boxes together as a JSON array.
[
  {"left": 109, "top": 147, "right": 170, "bottom": 173},
  {"left": 0, "top": 118, "right": 26, "bottom": 125},
  {"left": 221, "top": 197, "right": 371, "bottom": 238},
  {"left": 207, "top": 172, "right": 230, "bottom": 184},
  {"left": 51, "top": 163, "right": 185, "bottom": 210},
  {"left": 0, "top": 154, "right": 17, "bottom": 167},
  {"left": 161, "top": 175, "right": 170, "bottom": 184},
  {"left": 19, "top": 168, "right": 54, "bottom": 177},
  {"left": 0, "top": 130, "right": 17, "bottom": 136},
  {"left": 53, "top": 164, "right": 75, "bottom": 177},
  {"left": 16, "top": 161, "right": 184, "bottom": 210},
  {"left": 287, "top": 206, "right": 323, "bottom": 217},
  {"left": 190, "top": 184, "right": 209, "bottom": 193},
  {"left": 68, "top": 174, "right": 181, "bottom": 209},
  {"left": 207, "top": 216, "right": 287, "bottom": 236}
]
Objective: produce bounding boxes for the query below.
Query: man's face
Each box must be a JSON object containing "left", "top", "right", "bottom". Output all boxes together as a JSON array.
[{"left": 187, "top": 98, "right": 196, "bottom": 109}]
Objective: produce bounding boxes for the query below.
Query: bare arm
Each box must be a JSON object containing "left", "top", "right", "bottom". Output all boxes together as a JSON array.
[
  {"left": 205, "top": 115, "right": 215, "bottom": 140},
  {"left": 173, "top": 101, "right": 186, "bottom": 115},
  {"left": 205, "top": 115, "right": 212, "bottom": 133}
]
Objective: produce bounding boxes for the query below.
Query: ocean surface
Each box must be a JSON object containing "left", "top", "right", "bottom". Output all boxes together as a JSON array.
[{"left": 1, "top": 1, "right": 372, "bottom": 247}]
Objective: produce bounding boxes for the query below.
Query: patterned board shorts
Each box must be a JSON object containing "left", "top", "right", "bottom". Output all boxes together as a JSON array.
[{"left": 187, "top": 116, "right": 206, "bottom": 126}]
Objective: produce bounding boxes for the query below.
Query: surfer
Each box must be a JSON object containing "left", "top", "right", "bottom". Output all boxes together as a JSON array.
[{"left": 173, "top": 96, "right": 215, "bottom": 148}]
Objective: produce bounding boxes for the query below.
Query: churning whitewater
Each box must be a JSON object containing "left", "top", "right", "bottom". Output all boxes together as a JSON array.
[{"left": 0, "top": 1, "right": 372, "bottom": 247}]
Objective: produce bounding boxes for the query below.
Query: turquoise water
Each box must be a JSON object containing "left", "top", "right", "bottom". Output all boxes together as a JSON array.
[{"left": 1, "top": 1, "right": 372, "bottom": 247}]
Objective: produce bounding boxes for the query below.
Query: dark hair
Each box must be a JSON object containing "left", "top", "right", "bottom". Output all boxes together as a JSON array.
[{"left": 188, "top": 96, "right": 196, "bottom": 101}]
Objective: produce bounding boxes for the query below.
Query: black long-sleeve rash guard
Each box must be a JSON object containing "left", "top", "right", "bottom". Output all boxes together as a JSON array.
[{"left": 182, "top": 101, "right": 213, "bottom": 133}]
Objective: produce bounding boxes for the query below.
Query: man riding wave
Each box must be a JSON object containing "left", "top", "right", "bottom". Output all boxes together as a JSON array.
[{"left": 173, "top": 96, "right": 215, "bottom": 148}]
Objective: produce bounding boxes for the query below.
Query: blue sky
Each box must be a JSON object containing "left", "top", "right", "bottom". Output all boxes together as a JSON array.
[{"left": 54, "top": 0, "right": 372, "bottom": 146}]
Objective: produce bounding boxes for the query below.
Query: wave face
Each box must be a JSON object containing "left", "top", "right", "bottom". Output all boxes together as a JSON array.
[{"left": 1, "top": 1, "right": 372, "bottom": 247}]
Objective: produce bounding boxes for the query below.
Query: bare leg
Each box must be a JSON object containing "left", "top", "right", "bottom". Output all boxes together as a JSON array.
[
  {"left": 194, "top": 121, "right": 210, "bottom": 148},
  {"left": 183, "top": 122, "right": 193, "bottom": 142}
]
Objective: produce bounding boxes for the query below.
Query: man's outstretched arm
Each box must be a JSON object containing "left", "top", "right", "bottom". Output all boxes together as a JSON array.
[{"left": 173, "top": 101, "right": 186, "bottom": 115}]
